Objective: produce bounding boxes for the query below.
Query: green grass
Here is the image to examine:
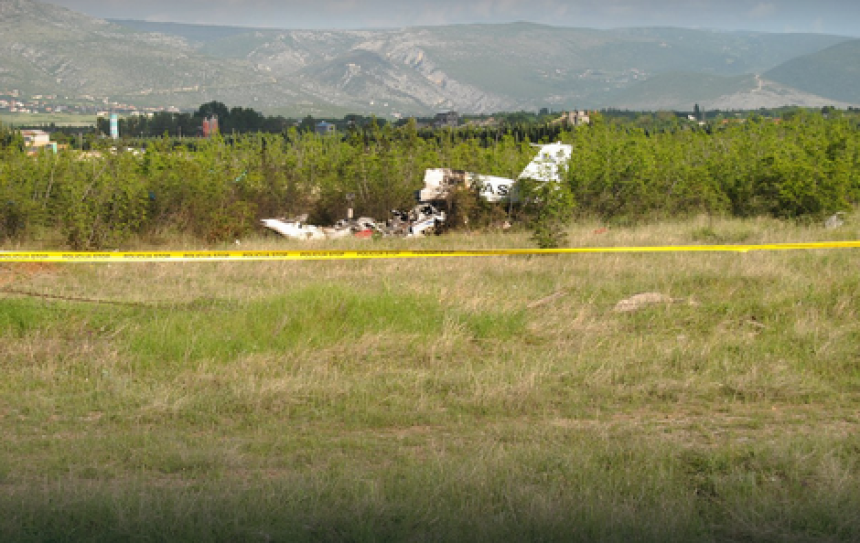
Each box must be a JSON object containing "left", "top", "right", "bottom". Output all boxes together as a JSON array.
[
  {"left": 0, "top": 112, "right": 96, "bottom": 128},
  {"left": 2, "top": 215, "right": 860, "bottom": 541},
  {"left": 126, "top": 285, "right": 525, "bottom": 367}
]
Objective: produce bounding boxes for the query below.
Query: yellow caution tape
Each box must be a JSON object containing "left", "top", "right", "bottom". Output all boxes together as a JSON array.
[{"left": 1, "top": 241, "right": 859, "bottom": 262}]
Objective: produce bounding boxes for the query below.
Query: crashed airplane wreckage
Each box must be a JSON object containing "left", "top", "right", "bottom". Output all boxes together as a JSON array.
[
  {"left": 261, "top": 142, "right": 572, "bottom": 240},
  {"left": 260, "top": 205, "right": 447, "bottom": 241},
  {"left": 418, "top": 142, "right": 573, "bottom": 205}
]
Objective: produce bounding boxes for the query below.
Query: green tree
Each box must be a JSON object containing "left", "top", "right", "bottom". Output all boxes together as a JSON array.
[
  {"left": 521, "top": 179, "right": 575, "bottom": 248},
  {"left": 195, "top": 101, "right": 230, "bottom": 120}
]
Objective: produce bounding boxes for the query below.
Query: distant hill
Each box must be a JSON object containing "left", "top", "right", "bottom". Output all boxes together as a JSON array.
[
  {"left": 1, "top": 0, "right": 858, "bottom": 115},
  {"left": 105, "top": 19, "right": 259, "bottom": 43},
  {"left": 765, "top": 40, "right": 860, "bottom": 104},
  {"left": 606, "top": 72, "right": 855, "bottom": 111},
  {"left": 0, "top": 0, "right": 311, "bottom": 109},
  {"left": 606, "top": 73, "right": 758, "bottom": 110}
]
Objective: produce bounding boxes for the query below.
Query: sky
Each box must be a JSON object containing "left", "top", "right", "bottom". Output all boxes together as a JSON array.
[{"left": 45, "top": 0, "right": 860, "bottom": 36}]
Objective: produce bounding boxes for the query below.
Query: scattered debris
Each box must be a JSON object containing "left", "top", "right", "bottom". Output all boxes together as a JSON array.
[
  {"left": 261, "top": 215, "right": 381, "bottom": 241},
  {"left": 323, "top": 216, "right": 379, "bottom": 239},
  {"left": 261, "top": 205, "right": 445, "bottom": 241},
  {"left": 399, "top": 204, "right": 446, "bottom": 236},
  {"left": 260, "top": 218, "right": 326, "bottom": 240},
  {"left": 825, "top": 212, "right": 846, "bottom": 229}
]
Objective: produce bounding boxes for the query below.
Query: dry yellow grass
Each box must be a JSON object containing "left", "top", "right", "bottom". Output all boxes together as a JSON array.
[{"left": 2, "top": 215, "right": 860, "bottom": 541}]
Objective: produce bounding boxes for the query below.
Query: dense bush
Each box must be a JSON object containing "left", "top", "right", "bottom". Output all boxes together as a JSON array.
[
  {"left": 564, "top": 111, "right": 859, "bottom": 222},
  {"left": 1, "top": 111, "right": 858, "bottom": 248}
]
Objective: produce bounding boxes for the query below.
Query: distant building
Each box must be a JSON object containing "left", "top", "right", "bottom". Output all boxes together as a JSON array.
[
  {"left": 315, "top": 121, "right": 335, "bottom": 136},
  {"left": 434, "top": 111, "right": 459, "bottom": 129},
  {"left": 202, "top": 116, "right": 219, "bottom": 138},
  {"left": 564, "top": 110, "right": 590, "bottom": 126},
  {"left": 22, "top": 129, "right": 50, "bottom": 147},
  {"left": 22, "top": 130, "right": 56, "bottom": 155}
]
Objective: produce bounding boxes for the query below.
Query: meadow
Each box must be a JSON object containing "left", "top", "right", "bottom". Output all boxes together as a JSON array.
[
  {"left": 2, "top": 216, "right": 860, "bottom": 542},
  {"left": 0, "top": 111, "right": 96, "bottom": 128}
]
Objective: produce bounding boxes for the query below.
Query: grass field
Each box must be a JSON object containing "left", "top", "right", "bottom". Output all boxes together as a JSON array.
[
  {"left": 2, "top": 216, "right": 860, "bottom": 542},
  {"left": 0, "top": 111, "right": 96, "bottom": 128}
]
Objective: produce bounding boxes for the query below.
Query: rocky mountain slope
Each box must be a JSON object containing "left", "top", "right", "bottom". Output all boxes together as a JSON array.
[
  {"left": 0, "top": 0, "right": 288, "bottom": 106},
  {"left": 2, "top": 0, "right": 858, "bottom": 115},
  {"left": 765, "top": 39, "right": 860, "bottom": 105}
]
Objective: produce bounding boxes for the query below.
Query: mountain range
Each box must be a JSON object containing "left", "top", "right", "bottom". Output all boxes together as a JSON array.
[{"left": 2, "top": 0, "right": 859, "bottom": 116}]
